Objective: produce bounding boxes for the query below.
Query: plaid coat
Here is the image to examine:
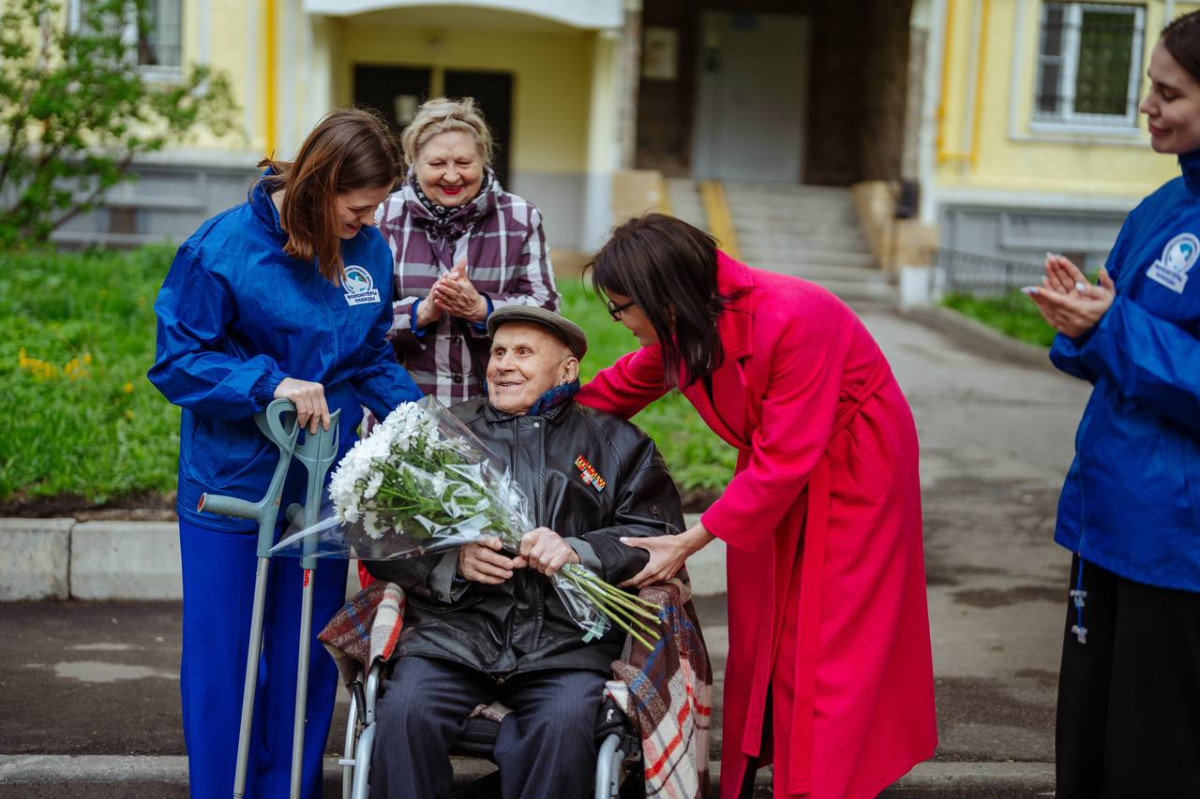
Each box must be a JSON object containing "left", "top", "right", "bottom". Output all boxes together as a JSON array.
[{"left": 378, "top": 173, "right": 559, "bottom": 405}]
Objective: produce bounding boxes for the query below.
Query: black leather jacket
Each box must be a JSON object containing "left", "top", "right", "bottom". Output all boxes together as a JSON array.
[{"left": 366, "top": 397, "right": 683, "bottom": 676}]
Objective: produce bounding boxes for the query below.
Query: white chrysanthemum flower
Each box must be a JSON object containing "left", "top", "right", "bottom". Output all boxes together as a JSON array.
[
  {"left": 363, "top": 511, "right": 384, "bottom": 540},
  {"left": 363, "top": 469, "right": 385, "bottom": 501}
]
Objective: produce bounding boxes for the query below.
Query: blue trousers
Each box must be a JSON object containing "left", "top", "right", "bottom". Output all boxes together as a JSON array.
[
  {"left": 179, "top": 519, "right": 347, "bottom": 799},
  {"left": 369, "top": 656, "right": 608, "bottom": 799}
]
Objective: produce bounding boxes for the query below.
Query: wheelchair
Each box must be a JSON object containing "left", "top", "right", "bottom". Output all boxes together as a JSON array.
[
  {"left": 336, "top": 655, "right": 645, "bottom": 799},
  {"left": 322, "top": 576, "right": 711, "bottom": 799}
]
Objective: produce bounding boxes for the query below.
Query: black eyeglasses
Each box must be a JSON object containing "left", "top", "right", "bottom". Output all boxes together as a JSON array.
[{"left": 606, "top": 298, "right": 636, "bottom": 320}]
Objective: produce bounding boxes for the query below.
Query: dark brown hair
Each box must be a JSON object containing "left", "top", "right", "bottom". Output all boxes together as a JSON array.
[
  {"left": 258, "top": 108, "right": 400, "bottom": 283},
  {"left": 1162, "top": 10, "right": 1200, "bottom": 84},
  {"left": 587, "top": 214, "right": 735, "bottom": 389}
]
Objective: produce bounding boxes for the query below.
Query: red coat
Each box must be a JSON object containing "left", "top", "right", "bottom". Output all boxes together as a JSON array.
[{"left": 577, "top": 254, "right": 936, "bottom": 798}]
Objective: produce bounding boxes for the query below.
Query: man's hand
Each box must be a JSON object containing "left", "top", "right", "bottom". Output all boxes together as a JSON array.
[
  {"left": 273, "top": 377, "right": 329, "bottom": 434},
  {"left": 519, "top": 527, "right": 580, "bottom": 577},
  {"left": 458, "top": 536, "right": 525, "bottom": 584}
]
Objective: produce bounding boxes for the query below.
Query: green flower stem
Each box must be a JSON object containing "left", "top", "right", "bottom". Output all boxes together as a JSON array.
[
  {"left": 565, "top": 577, "right": 661, "bottom": 641},
  {"left": 583, "top": 583, "right": 662, "bottom": 623},
  {"left": 571, "top": 570, "right": 663, "bottom": 611},
  {"left": 604, "top": 609, "right": 658, "bottom": 651},
  {"left": 566, "top": 570, "right": 662, "bottom": 622}
]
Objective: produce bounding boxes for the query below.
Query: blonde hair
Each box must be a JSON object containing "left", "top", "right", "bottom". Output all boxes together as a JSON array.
[{"left": 401, "top": 97, "right": 494, "bottom": 168}]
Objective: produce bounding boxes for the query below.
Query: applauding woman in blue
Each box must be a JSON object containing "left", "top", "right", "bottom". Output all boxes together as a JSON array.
[
  {"left": 1028, "top": 12, "right": 1200, "bottom": 798},
  {"left": 149, "top": 109, "right": 421, "bottom": 799}
]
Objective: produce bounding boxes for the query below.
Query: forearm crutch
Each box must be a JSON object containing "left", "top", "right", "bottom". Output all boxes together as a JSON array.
[
  {"left": 281, "top": 410, "right": 340, "bottom": 799},
  {"left": 198, "top": 399, "right": 339, "bottom": 799}
]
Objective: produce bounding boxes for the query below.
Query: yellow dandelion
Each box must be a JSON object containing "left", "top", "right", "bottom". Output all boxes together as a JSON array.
[
  {"left": 123, "top": 382, "right": 134, "bottom": 394},
  {"left": 18, "top": 348, "right": 28, "bottom": 368},
  {"left": 83, "top": 353, "right": 92, "bottom": 364}
]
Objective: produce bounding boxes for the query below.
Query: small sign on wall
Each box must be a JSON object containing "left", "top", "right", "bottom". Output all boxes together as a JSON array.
[{"left": 642, "top": 26, "right": 679, "bottom": 81}]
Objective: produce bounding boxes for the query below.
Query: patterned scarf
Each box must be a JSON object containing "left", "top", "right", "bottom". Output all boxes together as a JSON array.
[
  {"left": 527, "top": 379, "right": 580, "bottom": 417},
  {"left": 408, "top": 169, "right": 493, "bottom": 242}
]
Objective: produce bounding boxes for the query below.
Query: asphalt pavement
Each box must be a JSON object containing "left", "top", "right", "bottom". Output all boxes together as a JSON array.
[{"left": 0, "top": 302, "right": 1087, "bottom": 797}]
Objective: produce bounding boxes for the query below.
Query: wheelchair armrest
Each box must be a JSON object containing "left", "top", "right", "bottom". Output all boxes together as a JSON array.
[{"left": 595, "top": 695, "right": 630, "bottom": 742}]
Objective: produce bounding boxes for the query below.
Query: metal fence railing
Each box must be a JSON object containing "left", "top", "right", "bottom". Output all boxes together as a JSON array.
[{"left": 935, "top": 248, "right": 1044, "bottom": 299}]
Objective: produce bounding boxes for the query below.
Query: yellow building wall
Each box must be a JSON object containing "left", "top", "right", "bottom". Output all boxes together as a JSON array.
[
  {"left": 329, "top": 19, "right": 596, "bottom": 174},
  {"left": 937, "top": 0, "right": 1200, "bottom": 199}
]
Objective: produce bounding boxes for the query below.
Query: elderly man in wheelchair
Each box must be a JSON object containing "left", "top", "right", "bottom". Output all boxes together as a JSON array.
[{"left": 361, "top": 305, "right": 687, "bottom": 799}]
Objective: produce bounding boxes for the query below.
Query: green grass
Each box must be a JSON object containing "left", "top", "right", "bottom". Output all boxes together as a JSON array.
[
  {"left": 0, "top": 246, "right": 181, "bottom": 505},
  {"left": 0, "top": 251, "right": 731, "bottom": 508},
  {"left": 942, "top": 290, "right": 1057, "bottom": 348}
]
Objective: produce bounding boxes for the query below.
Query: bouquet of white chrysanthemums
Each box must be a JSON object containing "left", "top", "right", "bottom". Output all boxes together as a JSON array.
[{"left": 274, "top": 397, "right": 661, "bottom": 648}]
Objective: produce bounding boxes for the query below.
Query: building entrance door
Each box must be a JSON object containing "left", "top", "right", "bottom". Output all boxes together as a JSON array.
[
  {"left": 444, "top": 70, "right": 513, "bottom": 189},
  {"left": 352, "top": 66, "right": 513, "bottom": 189},
  {"left": 692, "top": 12, "right": 810, "bottom": 183},
  {"left": 353, "top": 64, "right": 433, "bottom": 140}
]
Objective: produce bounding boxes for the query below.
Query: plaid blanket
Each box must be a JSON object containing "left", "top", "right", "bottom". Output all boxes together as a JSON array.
[
  {"left": 317, "top": 580, "right": 405, "bottom": 686},
  {"left": 607, "top": 579, "right": 713, "bottom": 799}
]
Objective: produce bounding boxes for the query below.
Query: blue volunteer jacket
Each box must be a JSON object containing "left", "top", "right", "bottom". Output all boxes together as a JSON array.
[
  {"left": 1050, "top": 150, "right": 1200, "bottom": 591},
  {"left": 149, "top": 177, "right": 422, "bottom": 532}
]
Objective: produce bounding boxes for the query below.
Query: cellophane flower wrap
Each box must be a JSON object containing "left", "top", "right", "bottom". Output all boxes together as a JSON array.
[{"left": 271, "top": 396, "right": 662, "bottom": 648}]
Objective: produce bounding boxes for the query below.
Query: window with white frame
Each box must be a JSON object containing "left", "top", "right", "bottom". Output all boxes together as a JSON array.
[
  {"left": 1035, "top": 2, "right": 1145, "bottom": 127},
  {"left": 70, "top": 0, "right": 183, "bottom": 80}
]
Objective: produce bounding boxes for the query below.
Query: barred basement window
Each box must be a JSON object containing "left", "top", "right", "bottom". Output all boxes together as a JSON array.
[{"left": 1035, "top": 2, "right": 1145, "bottom": 127}]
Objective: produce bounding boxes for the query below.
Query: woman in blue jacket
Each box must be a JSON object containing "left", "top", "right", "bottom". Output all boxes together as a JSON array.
[
  {"left": 149, "top": 108, "right": 421, "bottom": 799},
  {"left": 1028, "top": 12, "right": 1200, "bottom": 797}
]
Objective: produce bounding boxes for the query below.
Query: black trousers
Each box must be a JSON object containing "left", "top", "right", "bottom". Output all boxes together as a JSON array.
[
  {"left": 1056, "top": 555, "right": 1200, "bottom": 798},
  {"left": 369, "top": 655, "right": 608, "bottom": 799}
]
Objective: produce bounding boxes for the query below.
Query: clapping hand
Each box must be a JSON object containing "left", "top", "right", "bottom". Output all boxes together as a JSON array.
[
  {"left": 430, "top": 260, "right": 488, "bottom": 323},
  {"left": 1026, "top": 253, "right": 1116, "bottom": 339}
]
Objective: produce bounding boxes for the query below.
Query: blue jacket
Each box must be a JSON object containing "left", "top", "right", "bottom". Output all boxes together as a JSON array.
[
  {"left": 1050, "top": 150, "right": 1200, "bottom": 591},
  {"left": 149, "top": 177, "right": 422, "bottom": 532}
]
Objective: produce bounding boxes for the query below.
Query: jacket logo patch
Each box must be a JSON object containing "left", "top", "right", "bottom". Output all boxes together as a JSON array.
[
  {"left": 574, "top": 455, "right": 606, "bottom": 493},
  {"left": 343, "top": 265, "right": 381, "bottom": 306},
  {"left": 1146, "top": 233, "right": 1199, "bottom": 294}
]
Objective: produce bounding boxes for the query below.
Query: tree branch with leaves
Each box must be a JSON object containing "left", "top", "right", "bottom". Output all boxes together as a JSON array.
[{"left": 0, "top": 0, "right": 237, "bottom": 249}]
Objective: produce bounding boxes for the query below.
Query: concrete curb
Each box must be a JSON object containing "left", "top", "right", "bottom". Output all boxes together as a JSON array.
[
  {"left": 0, "top": 514, "right": 727, "bottom": 601},
  {"left": 901, "top": 305, "right": 1053, "bottom": 369},
  {"left": 0, "top": 755, "right": 1054, "bottom": 798}
]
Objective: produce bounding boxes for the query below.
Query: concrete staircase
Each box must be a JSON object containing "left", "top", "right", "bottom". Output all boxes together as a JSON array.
[
  {"left": 721, "top": 183, "right": 895, "bottom": 305},
  {"left": 665, "top": 178, "right": 708, "bottom": 231}
]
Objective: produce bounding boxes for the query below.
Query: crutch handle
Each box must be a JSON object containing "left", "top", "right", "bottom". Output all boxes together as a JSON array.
[
  {"left": 196, "top": 493, "right": 258, "bottom": 520},
  {"left": 200, "top": 398, "right": 300, "bottom": 558}
]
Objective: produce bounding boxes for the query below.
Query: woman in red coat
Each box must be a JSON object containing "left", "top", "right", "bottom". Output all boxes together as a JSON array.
[{"left": 577, "top": 215, "right": 937, "bottom": 798}]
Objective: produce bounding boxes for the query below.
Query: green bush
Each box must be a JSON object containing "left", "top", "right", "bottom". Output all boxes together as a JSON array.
[
  {"left": 942, "top": 291, "right": 1057, "bottom": 347},
  {"left": 0, "top": 251, "right": 733, "bottom": 508}
]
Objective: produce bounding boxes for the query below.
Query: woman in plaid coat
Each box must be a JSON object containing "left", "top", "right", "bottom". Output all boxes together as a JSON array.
[{"left": 378, "top": 97, "right": 559, "bottom": 405}]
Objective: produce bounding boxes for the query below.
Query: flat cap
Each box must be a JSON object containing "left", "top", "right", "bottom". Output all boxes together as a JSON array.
[{"left": 486, "top": 305, "right": 588, "bottom": 360}]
